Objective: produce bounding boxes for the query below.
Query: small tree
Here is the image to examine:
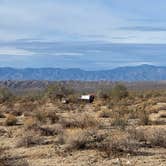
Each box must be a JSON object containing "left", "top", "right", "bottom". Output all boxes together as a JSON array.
[{"left": 111, "top": 84, "right": 128, "bottom": 100}]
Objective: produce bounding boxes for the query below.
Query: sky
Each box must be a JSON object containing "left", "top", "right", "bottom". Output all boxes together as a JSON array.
[{"left": 0, "top": 0, "right": 166, "bottom": 70}]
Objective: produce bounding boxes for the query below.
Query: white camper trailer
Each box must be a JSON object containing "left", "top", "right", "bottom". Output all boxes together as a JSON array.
[{"left": 80, "top": 94, "right": 94, "bottom": 103}]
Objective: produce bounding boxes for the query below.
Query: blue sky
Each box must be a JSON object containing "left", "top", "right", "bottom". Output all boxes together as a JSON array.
[{"left": 0, "top": 0, "right": 166, "bottom": 70}]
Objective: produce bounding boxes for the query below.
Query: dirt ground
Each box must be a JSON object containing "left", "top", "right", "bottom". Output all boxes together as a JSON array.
[{"left": 0, "top": 99, "right": 166, "bottom": 166}]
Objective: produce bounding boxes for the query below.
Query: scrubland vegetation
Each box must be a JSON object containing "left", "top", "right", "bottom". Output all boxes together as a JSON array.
[{"left": 0, "top": 82, "right": 166, "bottom": 165}]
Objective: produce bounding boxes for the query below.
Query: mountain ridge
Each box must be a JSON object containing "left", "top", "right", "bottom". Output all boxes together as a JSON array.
[{"left": 0, "top": 64, "right": 165, "bottom": 81}]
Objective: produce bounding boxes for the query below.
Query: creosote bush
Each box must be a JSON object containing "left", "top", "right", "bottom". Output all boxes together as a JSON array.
[
  {"left": 138, "top": 110, "right": 150, "bottom": 125},
  {"left": 34, "top": 111, "right": 47, "bottom": 123},
  {"left": 60, "top": 113, "right": 98, "bottom": 129},
  {"left": 39, "top": 124, "right": 64, "bottom": 136},
  {"left": 0, "top": 87, "right": 14, "bottom": 103},
  {"left": 60, "top": 129, "right": 107, "bottom": 151},
  {"left": 111, "top": 117, "right": 128, "bottom": 130},
  {"left": 99, "top": 133, "right": 138, "bottom": 157},
  {"left": 60, "top": 129, "right": 138, "bottom": 157},
  {"left": 111, "top": 84, "right": 128, "bottom": 100},
  {"left": 17, "top": 131, "right": 44, "bottom": 148},
  {"left": 110, "top": 108, "right": 128, "bottom": 129},
  {"left": 45, "top": 83, "right": 74, "bottom": 100},
  {"left": 147, "top": 128, "right": 166, "bottom": 147},
  {"left": 128, "top": 127, "right": 166, "bottom": 148}
]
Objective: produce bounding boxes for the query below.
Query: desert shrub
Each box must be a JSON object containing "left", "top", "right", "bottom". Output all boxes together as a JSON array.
[
  {"left": 45, "top": 111, "right": 60, "bottom": 124},
  {"left": 97, "top": 90, "right": 109, "bottom": 100},
  {"left": 99, "top": 133, "right": 138, "bottom": 157},
  {"left": 24, "top": 117, "right": 39, "bottom": 130},
  {"left": 127, "top": 127, "right": 147, "bottom": 143},
  {"left": 0, "top": 147, "right": 29, "bottom": 166},
  {"left": 21, "top": 90, "right": 44, "bottom": 102},
  {"left": 68, "top": 94, "right": 79, "bottom": 103},
  {"left": 34, "top": 111, "right": 60, "bottom": 124},
  {"left": 62, "top": 129, "right": 89, "bottom": 150},
  {"left": 24, "top": 117, "right": 63, "bottom": 136},
  {"left": 138, "top": 110, "right": 150, "bottom": 125},
  {"left": 60, "top": 113, "right": 98, "bottom": 129},
  {"left": 0, "top": 112, "right": 5, "bottom": 118},
  {"left": 40, "top": 124, "right": 63, "bottom": 136},
  {"left": 111, "top": 84, "right": 128, "bottom": 100},
  {"left": 19, "top": 102, "right": 38, "bottom": 114},
  {"left": 128, "top": 109, "right": 139, "bottom": 119},
  {"left": 34, "top": 111, "right": 47, "bottom": 123},
  {"left": 128, "top": 127, "right": 166, "bottom": 148},
  {"left": 17, "top": 131, "right": 44, "bottom": 148},
  {"left": 147, "top": 128, "right": 166, "bottom": 147},
  {"left": 5, "top": 114, "right": 17, "bottom": 126},
  {"left": 60, "top": 129, "right": 107, "bottom": 151},
  {"left": 60, "top": 129, "right": 138, "bottom": 157},
  {"left": 0, "top": 87, "right": 14, "bottom": 103},
  {"left": 0, "top": 147, "right": 5, "bottom": 166},
  {"left": 0, "top": 128, "right": 7, "bottom": 137},
  {"left": 45, "top": 83, "right": 74, "bottom": 100},
  {"left": 110, "top": 108, "right": 128, "bottom": 129},
  {"left": 99, "top": 109, "right": 112, "bottom": 118},
  {"left": 111, "top": 117, "right": 128, "bottom": 130},
  {"left": 4, "top": 159, "right": 29, "bottom": 166}
]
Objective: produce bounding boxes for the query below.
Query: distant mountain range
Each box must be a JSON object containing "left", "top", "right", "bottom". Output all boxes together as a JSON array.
[{"left": 0, "top": 65, "right": 166, "bottom": 81}]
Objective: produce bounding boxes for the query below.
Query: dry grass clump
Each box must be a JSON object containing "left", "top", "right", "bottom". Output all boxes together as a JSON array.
[
  {"left": 24, "top": 117, "right": 63, "bottom": 136},
  {"left": 34, "top": 111, "right": 47, "bottom": 123},
  {"left": 0, "top": 147, "right": 6, "bottom": 166},
  {"left": 110, "top": 109, "right": 128, "bottom": 129},
  {"left": 98, "top": 109, "right": 112, "bottom": 118},
  {"left": 3, "top": 159, "right": 29, "bottom": 166},
  {"left": 128, "top": 127, "right": 166, "bottom": 148},
  {"left": 60, "top": 113, "right": 98, "bottom": 129},
  {"left": 59, "top": 129, "right": 107, "bottom": 151},
  {"left": 111, "top": 117, "right": 128, "bottom": 130},
  {"left": 138, "top": 110, "right": 150, "bottom": 125},
  {"left": 5, "top": 114, "right": 17, "bottom": 126},
  {"left": 24, "top": 117, "right": 39, "bottom": 130},
  {"left": 99, "top": 132, "right": 139, "bottom": 157},
  {"left": 19, "top": 102, "right": 38, "bottom": 114},
  {"left": 0, "top": 128, "right": 7, "bottom": 137},
  {"left": 40, "top": 124, "right": 63, "bottom": 136},
  {"left": 58, "top": 128, "right": 138, "bottom": 157},
  {"left": 17, "top": 131, "right": 44, "bottom": 148},
  {"left": 45, "top": 111, "right": 60, "bottom": 124},
  {"left": 0, "top": 147, "right": 29, "bottom": 166},
  {"left": 147, "top": 128, "right": 166, "bottom": 147},
  {"left": 34, "top": 110, "right": 60, "bottom": 125}
]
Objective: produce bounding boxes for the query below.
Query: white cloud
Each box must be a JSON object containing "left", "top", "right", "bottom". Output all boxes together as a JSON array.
[
  {"left": 0, "top": 47, "right": 35, "bottom": 56},
  {"left": 0, "top": 0, "right": 166, "bottom": 43},
  {"left": 54, "top": 52, "right": 83, "bottom": 56},
  {"left": 0, "top": 0, "right": 123, "bottom": 42}
]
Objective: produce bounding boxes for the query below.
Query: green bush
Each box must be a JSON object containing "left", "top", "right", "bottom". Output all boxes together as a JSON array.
[
  {"left": 0, "top": 87, "right": 14, "bottom": 103},
  {"left": 111, "top": 84, "right": 128, "bottom": 100},
  {"left": 45, "top": 83, "right": 74, "bottom": 100}
]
